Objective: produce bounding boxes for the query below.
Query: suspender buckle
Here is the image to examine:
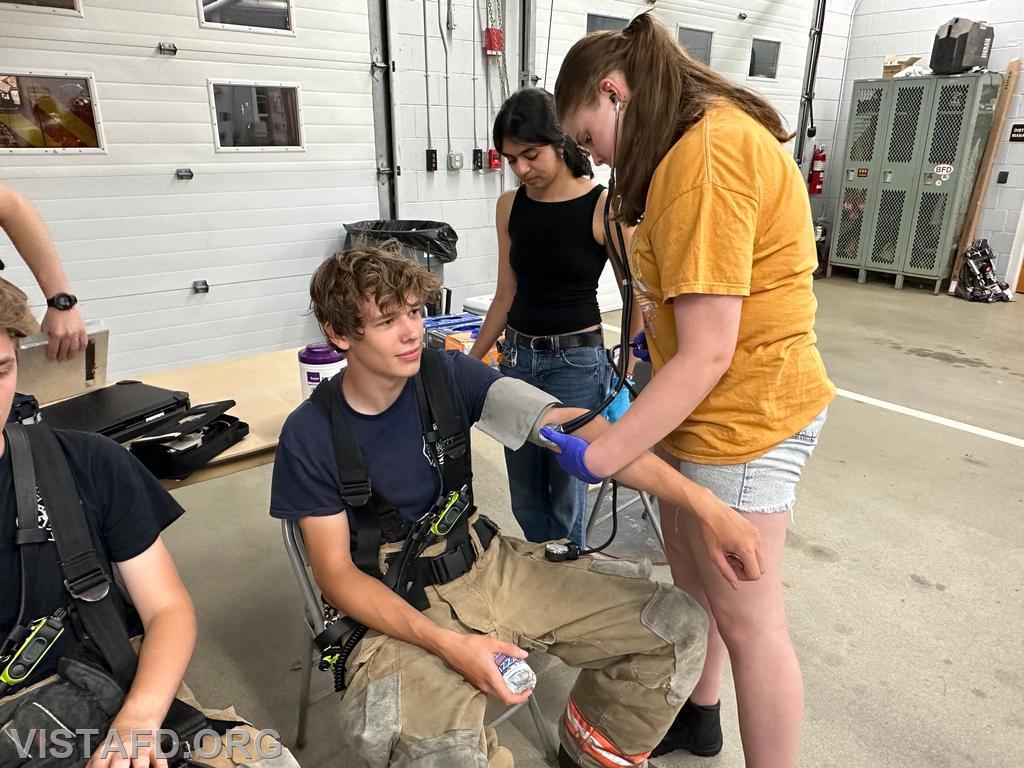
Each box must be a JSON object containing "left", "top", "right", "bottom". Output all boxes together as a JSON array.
[
  {"left": 341, "top": 479, "right": 372, "bottom": 507},
  {"left": 63, "top": 557, "right": 111, "bottom": 602}
]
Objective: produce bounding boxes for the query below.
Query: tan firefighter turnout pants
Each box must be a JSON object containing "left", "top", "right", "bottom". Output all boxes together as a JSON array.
[{"left": 337, "top": 525, "right": 709, "bottom": 768}]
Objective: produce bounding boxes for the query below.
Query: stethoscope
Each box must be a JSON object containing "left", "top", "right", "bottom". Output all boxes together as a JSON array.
[
  {"left": 562, "top": 94, "right": 635, "bottom": 435},
  {"left": 544, "top": 95, "right": 637, "bottom": 562}
]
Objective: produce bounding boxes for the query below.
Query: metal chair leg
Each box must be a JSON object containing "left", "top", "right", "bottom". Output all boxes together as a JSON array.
[
  {"left": 639, "top": 492, "right": 666, "bottom": 553},
  {"left": 528, "top": 693, "right": 558, "bottom": 765},
  {"left": 585, "top": 479, "right": 613, "bottom": 541},
  {"left": 487, "top": 700, "right": 526, "bottom": 728},
  {"left": 296, "top": 632, "right": 314, "bottom": 749}
]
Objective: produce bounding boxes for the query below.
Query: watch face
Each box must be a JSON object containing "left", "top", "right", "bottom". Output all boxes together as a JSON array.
[
  {"left": 50, "top": 293, "right": 76, "bottom": 310},
  {"left": 545, "top": 543, "right": 569, "bottom": 556}
]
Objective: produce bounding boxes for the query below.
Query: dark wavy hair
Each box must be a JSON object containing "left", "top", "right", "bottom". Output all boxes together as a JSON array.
[{"left": 493, "top": 88, "right": 593, "bottom": 178}]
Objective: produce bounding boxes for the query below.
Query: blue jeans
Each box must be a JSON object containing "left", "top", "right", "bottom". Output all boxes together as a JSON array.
[{"left": 499, "top": 341, "right": 611, "bottom": 546}]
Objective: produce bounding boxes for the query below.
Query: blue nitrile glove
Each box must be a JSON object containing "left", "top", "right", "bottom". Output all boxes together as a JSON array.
[
  {"left": 630, "top": 330, "right": 650, "bottom": 363},
  {"left": 539, "top": 427, "right": 605, "bottom": 484},
  {"left": 601, "top": 378, "right": 632, "bottom": 423}
]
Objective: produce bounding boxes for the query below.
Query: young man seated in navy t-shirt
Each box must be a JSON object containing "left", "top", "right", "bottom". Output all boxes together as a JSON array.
[{"left": 270, "top": 244, "right": 763, "bottom": 768}]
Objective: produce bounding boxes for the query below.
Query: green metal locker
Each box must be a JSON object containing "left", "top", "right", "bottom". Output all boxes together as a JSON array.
[{"left": 829, "top": 72, "right": 1002, "bottom": 292}]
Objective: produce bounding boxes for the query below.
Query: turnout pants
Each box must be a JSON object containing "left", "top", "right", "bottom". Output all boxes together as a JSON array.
[{"left": 338, "top": 528, "right": 708, "bottom": 768}]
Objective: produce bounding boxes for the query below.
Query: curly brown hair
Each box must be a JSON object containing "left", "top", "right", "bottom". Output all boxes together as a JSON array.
[{"left": 309, "top": 241, "right": 441, "bottom": 342}]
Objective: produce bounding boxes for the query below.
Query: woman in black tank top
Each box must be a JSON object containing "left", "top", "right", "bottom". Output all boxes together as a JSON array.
[{"left": 469, "top": 88, "right": 635, "bottom": 547}]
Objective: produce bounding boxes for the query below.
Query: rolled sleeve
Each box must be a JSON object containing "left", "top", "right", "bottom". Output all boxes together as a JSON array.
[{"left": 475, "top": 377, "right": 560, "bottom": 450}]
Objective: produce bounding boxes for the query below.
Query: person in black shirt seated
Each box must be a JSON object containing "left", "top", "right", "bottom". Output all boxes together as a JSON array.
[{"left": 0, "top": 289, "right": 295, "bottom": 768}]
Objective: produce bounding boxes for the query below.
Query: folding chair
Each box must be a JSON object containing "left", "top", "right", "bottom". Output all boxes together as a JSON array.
[{"left": 280, "top": 519, "right": 558, "bottom": 763}]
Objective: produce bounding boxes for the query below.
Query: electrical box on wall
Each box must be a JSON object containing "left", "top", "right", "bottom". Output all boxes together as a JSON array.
[
  {"left": 473, "top": 149, "right": 484, "bottom": 170},
  {"left": 447, "top": 152, "right": 464, "bottom": 170},
  {"left": 426, "top": 149, "right": 438, "bottom": 172}
]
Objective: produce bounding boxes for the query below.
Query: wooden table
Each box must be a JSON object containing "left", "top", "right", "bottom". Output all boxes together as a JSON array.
[{"left": 140, "top": 347, "right": 302, "bottom": 489}]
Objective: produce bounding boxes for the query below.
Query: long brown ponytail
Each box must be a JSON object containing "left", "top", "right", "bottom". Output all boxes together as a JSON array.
[{"left": 555, "top": 12, "right": 792, "bottom": 224}]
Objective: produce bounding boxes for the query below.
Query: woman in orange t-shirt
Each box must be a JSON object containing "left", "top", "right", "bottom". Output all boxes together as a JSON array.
[{"left": 553, "top": 13, "right": 834, "bottom": 768}]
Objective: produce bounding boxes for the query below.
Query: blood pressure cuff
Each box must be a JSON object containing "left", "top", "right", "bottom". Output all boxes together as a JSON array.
[{"left": 475, "top": 377, "right": 560, "bottom": 450}]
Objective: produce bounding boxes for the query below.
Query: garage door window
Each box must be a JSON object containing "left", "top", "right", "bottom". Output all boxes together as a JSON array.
[
  {"left": 678, "top": 27, "right": 713, "bottom": 67},
  {"left": 209, "top": 81, "right": 303, "bottom": 151},
  {"left": 0, "top": 0, "right": 80, "bottom": 14},
  {"left": 198, "top": 0, "right": 293, "bottom": 34},
  {"left": 0, "top": 72, "right": 103, "bottom": 152},
  {"left": 749, "top": 38, "right": 781, "bottom": 79}
]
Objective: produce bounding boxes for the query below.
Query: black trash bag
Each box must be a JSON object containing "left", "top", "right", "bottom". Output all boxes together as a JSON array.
[{"left": 344, "top": 220, "right": 458, "bottom": 263}]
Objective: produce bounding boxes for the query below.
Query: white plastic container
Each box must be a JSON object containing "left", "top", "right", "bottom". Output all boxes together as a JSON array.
[{"left": 298, "top": 343, "right": 346, "bottom": 400}]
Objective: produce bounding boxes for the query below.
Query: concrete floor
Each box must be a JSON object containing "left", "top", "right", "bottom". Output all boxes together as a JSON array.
[{"left": 164, "top": 273, "right": 1024, "bottom": 768}]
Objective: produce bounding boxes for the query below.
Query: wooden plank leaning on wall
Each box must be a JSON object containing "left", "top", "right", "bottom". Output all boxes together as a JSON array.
[{"left": 948, "top": 58, "right": 1021, "bottom": 295}]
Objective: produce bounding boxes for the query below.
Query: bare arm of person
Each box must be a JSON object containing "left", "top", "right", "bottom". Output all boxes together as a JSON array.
[
  {"left": 88, "top": 538, "right": 196, "bottom": 768},
  {"left": 0, "top": 184, "right": 87, "bottom": 361},
  {"left": 469, "top": 191, "right": 517, "bottom": 360}
]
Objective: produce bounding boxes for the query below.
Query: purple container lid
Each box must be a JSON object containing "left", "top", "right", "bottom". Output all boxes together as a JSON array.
[{"left": 299, "top": 343, "right": 345, "bottom": 364}]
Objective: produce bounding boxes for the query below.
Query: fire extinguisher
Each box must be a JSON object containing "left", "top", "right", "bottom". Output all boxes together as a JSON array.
[{"left": 808, "top": 145, "right": 825, "bottom": 196}]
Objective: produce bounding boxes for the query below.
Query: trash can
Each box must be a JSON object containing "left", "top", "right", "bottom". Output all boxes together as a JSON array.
[
  {"left": 343, "top": 219, "right": 458, "bottom": 315},
  {"left": 343, "top": 220, "right": 458, "bottom": 278}
]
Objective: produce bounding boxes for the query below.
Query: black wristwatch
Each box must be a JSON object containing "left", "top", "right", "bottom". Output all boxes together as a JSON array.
[{"left": 46, "top": 292, "right": 78, "bottom": 311}]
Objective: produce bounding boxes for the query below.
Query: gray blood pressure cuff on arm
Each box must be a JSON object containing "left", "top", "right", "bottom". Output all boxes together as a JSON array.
[{"left": 475, "top": 377, "right": 560, "bottom": 450}]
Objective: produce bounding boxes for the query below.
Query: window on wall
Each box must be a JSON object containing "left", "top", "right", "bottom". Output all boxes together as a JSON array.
[
  {"left": 0, "top": 0, "right": 77, "bottom": 9},
  {"left": 586, "top": 14, "right": 628, "bottom": 34},
  {"left": 0, "top": 73, "right": 102, "bottom": 151},
  {"left": 199, "top": 0, "right": 292, "bottom": 33},
  {"left": 749, "top": 38, "right": 781, "bottom": 79},
  {"left": 678, "top": 27, "right": 713, "bottom": 66},
  {"left": 209, "top": 81, "right": 302, "bottom": 151}
]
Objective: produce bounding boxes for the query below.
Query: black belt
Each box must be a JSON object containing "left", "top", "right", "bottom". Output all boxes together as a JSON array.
[
  {"left": 414, "top": 516, "right": 498, "bottom": 586},
  {"left": 505, "top": 326, "right": 603, "bottom": 352},
  {"left": 385, "top": 516, "right": 498, "bottom": 590}
]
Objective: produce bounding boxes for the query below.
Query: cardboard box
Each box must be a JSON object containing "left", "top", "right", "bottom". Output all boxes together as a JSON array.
[
  {"left": 427, "top": 326, "right": 500, "bottom": 367},
  {"left": 882, "top": 55, "right": 921, "bottom": 78}
]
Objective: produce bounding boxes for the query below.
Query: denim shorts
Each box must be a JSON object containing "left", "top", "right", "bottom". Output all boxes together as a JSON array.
[{"left": 669, "top": 409, "right": 827, "bottom": 515}]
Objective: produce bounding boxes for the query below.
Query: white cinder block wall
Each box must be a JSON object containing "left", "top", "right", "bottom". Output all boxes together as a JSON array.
[
  {"left": 528, "top": 0, "right": 816, "bottom": 310},
  {"left": 821, "top": 0, "right": 1024, "bottom": 279},
  {"left": 807, "top": 0, "right": 858, "bottom": 195},
  {"left": 386, "top": 0, "right": 520, "bottom": 313}
]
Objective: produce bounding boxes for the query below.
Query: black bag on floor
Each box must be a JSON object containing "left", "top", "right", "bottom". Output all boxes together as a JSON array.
[{"left": 955, "top": 239, "right": 1011, "bottom": 303}]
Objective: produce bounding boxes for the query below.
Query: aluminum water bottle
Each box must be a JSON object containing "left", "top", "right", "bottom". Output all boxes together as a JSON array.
[{"left": 493, "top": 653, "right": 536, "bottom": 694}]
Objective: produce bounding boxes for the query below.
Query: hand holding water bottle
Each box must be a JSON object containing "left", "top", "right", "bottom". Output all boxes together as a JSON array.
[{"left": 436, "top": 631, "right": 533, "bottom": 706}]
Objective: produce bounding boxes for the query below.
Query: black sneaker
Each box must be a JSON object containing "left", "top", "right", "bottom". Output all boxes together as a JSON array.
[{"left": 650, "top": 699, "right": 723, "bottom": 758}]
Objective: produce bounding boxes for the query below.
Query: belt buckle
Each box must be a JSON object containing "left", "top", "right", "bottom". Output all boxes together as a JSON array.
[{"left": 530, "top": 335, "right": 554, "bottom": 352}]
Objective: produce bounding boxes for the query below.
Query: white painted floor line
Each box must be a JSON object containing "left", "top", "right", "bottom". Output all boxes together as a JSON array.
[
  {"left": 835, "top": 387, "right": 1024, "bottom": 449},
  {"left": 600, "top": 322, "right": 1019, "bottom": 448}
]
